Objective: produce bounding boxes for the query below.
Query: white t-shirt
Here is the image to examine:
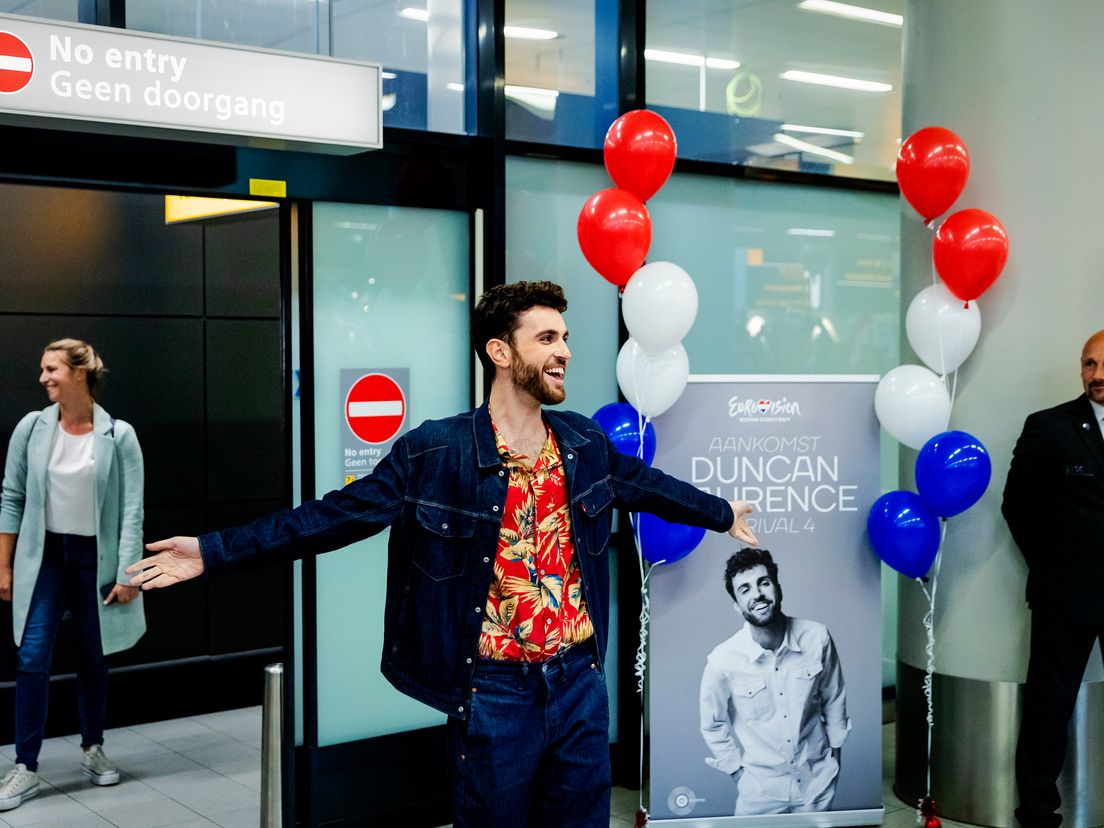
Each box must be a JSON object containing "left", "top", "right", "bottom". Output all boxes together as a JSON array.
[{"left": 45, "top": 428, "right": 96, "bottom": 536}]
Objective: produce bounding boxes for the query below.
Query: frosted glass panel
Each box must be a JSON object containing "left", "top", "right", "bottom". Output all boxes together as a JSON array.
[
  {"left": 312, "top": 202, "right": 469, "bottom": 744},
  {"left": 647, "top": 173, "right": 900, "bottom": 376},
  {"left": 505, "top": 157, "right": 618, "bottom": 419}
]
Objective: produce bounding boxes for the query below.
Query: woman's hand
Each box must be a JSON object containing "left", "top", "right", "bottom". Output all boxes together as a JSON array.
[
  {"left": 103, "top": 583, "right": 140, "bottom": 605},
  {"left": 0, "top": 566, "right": 11, "bottom": 602}
]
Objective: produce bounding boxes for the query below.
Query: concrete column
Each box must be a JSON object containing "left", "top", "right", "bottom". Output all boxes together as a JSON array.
[{"left": 896, "top": 2, "right": 1104, "bottom": 824}]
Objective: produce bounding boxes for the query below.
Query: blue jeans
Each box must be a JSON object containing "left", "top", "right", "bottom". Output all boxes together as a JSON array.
[
  {"left": 16, "top": 532, "right": 108, "bottom": 770},
  {"left": 447, "top": 643, "right": 612, "bottom": 828}
]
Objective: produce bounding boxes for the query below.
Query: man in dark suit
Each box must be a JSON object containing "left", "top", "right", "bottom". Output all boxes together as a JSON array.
[{"left": 1002, "top": 329, "right": 1104, "bottom": 828}]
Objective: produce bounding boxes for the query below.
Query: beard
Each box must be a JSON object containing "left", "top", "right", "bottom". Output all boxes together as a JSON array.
[
  {"left": 742, "top": 600, "right": 780, "bottom": 627},
  {"left": 513, "top": 354, "right": 566, "bottom": 405}
]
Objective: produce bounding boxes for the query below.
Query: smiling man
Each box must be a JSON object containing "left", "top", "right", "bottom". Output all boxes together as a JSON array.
[
  {"left": 1003, "top": 329, "right": 1104, "bottom": 828},
  {"left": 128, "top": 280, "right": 757, "bottom": 828},
  {"left": 700, "top": 548, "right": 849, "bottom": 816}
]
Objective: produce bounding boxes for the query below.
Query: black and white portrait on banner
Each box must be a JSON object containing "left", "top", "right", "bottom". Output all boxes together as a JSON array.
[{"left": 647, "top": 376, "right": 882, "bottom": 823}]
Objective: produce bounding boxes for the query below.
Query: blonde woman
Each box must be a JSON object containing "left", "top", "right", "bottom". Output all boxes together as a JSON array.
[{"left": 0, "top": 339, "right": 145, "bottom": 811}]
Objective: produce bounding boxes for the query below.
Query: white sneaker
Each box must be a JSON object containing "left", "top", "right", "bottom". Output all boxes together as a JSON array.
[
  {"left": 81, "top": 745, "right": 120, "bottom": 786},
  {"left": 0, "top": 763, "right": 39, "bottom": 811}
]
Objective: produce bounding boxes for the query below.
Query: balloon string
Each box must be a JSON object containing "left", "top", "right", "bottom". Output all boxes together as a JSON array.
[
  {"left": 930, "top": 257, "right": 949, "bottom": 385},
  {"left": 916, "top": 521, "right": 946, "bottom": 797},
  {"left": 632, "top": 397, "right": 655, "bottom": 813},
  {"left": 634, "top": 518, "right": 661, "bottom": 696},
  {"left": 930, "top": 221, "right": 961, "bottom": 418},
  {"left": 634, "top": 517, "right": 661, "bottom": 816}
]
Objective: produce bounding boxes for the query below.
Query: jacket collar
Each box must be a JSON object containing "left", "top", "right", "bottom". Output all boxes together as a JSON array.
[
  {"left": 35, "top": 402, "right": 111, "bottom": 434},
  {"left": 733, "top": 616, "right": 796, "bottom": 662},
  {"left": 92, "top": 403, "right": 114, "bottom": 508},
  {"left": 472, "top": 402, "right": 591, "bottom": 468},
  {"left": 1073, "top": 393, "right": 1104, "bottom": 476}
]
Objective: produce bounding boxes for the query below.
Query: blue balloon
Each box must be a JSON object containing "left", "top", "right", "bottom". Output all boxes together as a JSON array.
[
  {"left": 867, "top": 490, "right": 940, "bottom": 578},
  {"left": 632, "top": 512, "right": 707, "bottom": 565},
  {"left": 915, "top": 430, "right": 992, "bottom": 518},
  {"left": 593, "top": 402, "right": 656, "bottom": 465}
]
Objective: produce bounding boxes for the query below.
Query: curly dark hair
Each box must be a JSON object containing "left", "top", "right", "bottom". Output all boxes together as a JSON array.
[
  {"left": 724, "top": 548, "right": 780, "bottom": 602},
  {"left": 471, "top": 281, "right": 568, "bottom": 373}
]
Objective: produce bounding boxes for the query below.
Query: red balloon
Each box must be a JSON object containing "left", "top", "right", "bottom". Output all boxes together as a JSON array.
[
  {"left": 604, "top": 110, "right": 677, "bottom": 202},
  {"left": 932, "top": 209, "right": 1009, "bottom": 303},
  {"left": 897, "top": 127, "right": 970, "bottom": 223},
  {"left": 577, "top": 188, "right": 651, "bottom": 287}
]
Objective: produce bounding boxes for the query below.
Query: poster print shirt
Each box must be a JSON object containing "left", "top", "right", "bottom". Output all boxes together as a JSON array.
[
  {"left": 478, "top": 421, "right": 593, "bottom": 661},
  {"left": 699, "top": 618, "right": 850, "bottom": 805}
]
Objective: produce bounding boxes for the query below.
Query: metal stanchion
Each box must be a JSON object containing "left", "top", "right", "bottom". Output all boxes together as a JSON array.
[{"left": 260, "top": 663, "right": 284, "bottom": 827}]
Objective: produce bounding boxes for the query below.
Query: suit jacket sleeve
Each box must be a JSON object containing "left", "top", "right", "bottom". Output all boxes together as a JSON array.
[{"left": 1002, "top": 412, "right": 1049, "bottom": 563}]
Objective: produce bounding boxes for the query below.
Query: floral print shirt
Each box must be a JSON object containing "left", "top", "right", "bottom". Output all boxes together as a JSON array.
[{"left": 478, "top": 420, "right": 593, "bottom": 661}]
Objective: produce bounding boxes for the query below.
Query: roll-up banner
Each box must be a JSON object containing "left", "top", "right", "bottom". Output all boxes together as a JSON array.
[{"left": 648, "top": 375, "right": 883, "bottom": 826}]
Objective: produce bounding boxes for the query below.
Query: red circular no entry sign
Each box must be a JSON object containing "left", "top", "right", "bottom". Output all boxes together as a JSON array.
[
  {"left": 345, "top": 373, "right": 406, "bottom": 444},
  {"left": 0, "top": 32, "right": 34, "bottom": 95}
]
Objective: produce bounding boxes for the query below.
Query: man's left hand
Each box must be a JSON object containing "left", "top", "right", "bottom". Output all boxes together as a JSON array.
[{"left": 728, "top": 500, "right": 758, "bottom": 546}]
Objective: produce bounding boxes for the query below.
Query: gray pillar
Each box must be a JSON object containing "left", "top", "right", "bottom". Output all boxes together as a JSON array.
[{"left": 897, "top": 2, "right": 1104, "bottom": 825}]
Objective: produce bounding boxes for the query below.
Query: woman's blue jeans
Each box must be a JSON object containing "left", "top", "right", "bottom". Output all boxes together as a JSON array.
[{"left": 16, "top": 532, "right": 108, "bottom": 770}]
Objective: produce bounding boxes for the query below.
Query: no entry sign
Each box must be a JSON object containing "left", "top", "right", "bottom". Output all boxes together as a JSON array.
[
  {"left": 340, "top": 369, "right": 410, "bottom": 486},
  {"left": 0, "top": 31, "right": 34, "bottom": 94},
  {"left": 345, "top": 372, "right": 406, "bottom": 444}
]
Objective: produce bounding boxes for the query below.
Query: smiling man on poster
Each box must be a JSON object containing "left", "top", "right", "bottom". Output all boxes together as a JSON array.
[{"left": 700, "top": 547, "right": 850, "bottom": 816}]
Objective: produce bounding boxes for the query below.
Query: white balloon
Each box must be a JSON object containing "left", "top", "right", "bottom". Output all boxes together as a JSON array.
[
  {"left": 874, "top": 365, "right": 951, "bottom": 450},
  {"left": 621, "top": 261, "right": 699, "bottom": 354},
  {"left": 616, "top": 338, "right": 689, "bottom": 419},
  {"left": 905, "top": 282, "right": 981, "bottom": 374}
]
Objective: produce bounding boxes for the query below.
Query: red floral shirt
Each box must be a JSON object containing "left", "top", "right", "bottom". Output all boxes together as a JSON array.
[{"left": 479, "top": 421, "right": 593, "bottom": 661}]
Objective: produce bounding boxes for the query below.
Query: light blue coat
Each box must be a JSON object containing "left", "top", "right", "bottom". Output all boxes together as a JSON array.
[{"left": 0, "top": 403, "right": 145, "bottom": 654}]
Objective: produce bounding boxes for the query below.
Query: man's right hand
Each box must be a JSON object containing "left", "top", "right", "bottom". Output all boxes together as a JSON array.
[
  {"left": 0, "top": 566, "right": 11, "bottom": 603},
  {"left": 727, "top": 500, "right": 758, "bottom": 546},
  {"left": 126, "top": 537, "right": 205, "bottom": 590}
]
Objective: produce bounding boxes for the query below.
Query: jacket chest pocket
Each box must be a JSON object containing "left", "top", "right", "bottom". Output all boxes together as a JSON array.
[
  {"left": 729, "top": 676, "right": 771, "bottom": 721},
  {"left": 575, "top": 480, "right": 614, "bottom": 556},
  {"left": 413, "top": 504, "right": 475, "bottom": 581}
]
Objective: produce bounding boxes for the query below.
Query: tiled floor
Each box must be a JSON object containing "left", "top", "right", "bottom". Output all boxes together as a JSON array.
[
  {"left": 0, "top": 707, "right": 262, "bottom": 828},
  {"left": 0, "top": 709, "right": 976, "bottom": 828}
]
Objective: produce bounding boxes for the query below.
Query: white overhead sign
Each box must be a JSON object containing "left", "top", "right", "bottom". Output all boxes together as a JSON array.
[{"left": 0, "top": 14, "right": 381, "bottom": 154}]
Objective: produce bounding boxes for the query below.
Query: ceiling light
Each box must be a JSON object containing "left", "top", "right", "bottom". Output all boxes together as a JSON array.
[
  {"left": 644, "top": 48, "right": 704, "bottom": 67},
  {"left": 787, "top": 227, "right": 837, "bottom": 237},
  {"left": 705, "top": 57, "right": 741, "bottom": 70},
  {"left": 773, "top": 133, "right": 854, "bottom": 164},
  {"left": 399, "top": 7, "right": 428, "bottom": 21},
  {"left": 381, "top": 71, "right": 397, "bottom": 79},
  {"left": 781, "top": 69, "right": 892, "bottom": 92},
  {"left": 165, "top": 196, "right": 278, "bottom": 224},
  {"left": 504, "top": 25, "right": 558, "bottom": 40},
  {"left": 798, "top": 0, "right": 903, "bottom": 27},
  {"left": 781, "top": 123, "right": 864, "bottom": 139}
]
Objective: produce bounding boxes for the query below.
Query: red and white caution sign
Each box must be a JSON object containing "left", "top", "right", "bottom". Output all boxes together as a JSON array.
[
  {"left": 0, "top": 31, "right": 34, "bottom": 95},
  {"left": 345, "top": 372, "right": 406, "bottom": 444}
]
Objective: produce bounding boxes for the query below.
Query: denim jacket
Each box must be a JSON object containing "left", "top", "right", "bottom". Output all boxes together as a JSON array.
[{"left": 199, "top": 403, "right": 734, "bottom": 719}]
